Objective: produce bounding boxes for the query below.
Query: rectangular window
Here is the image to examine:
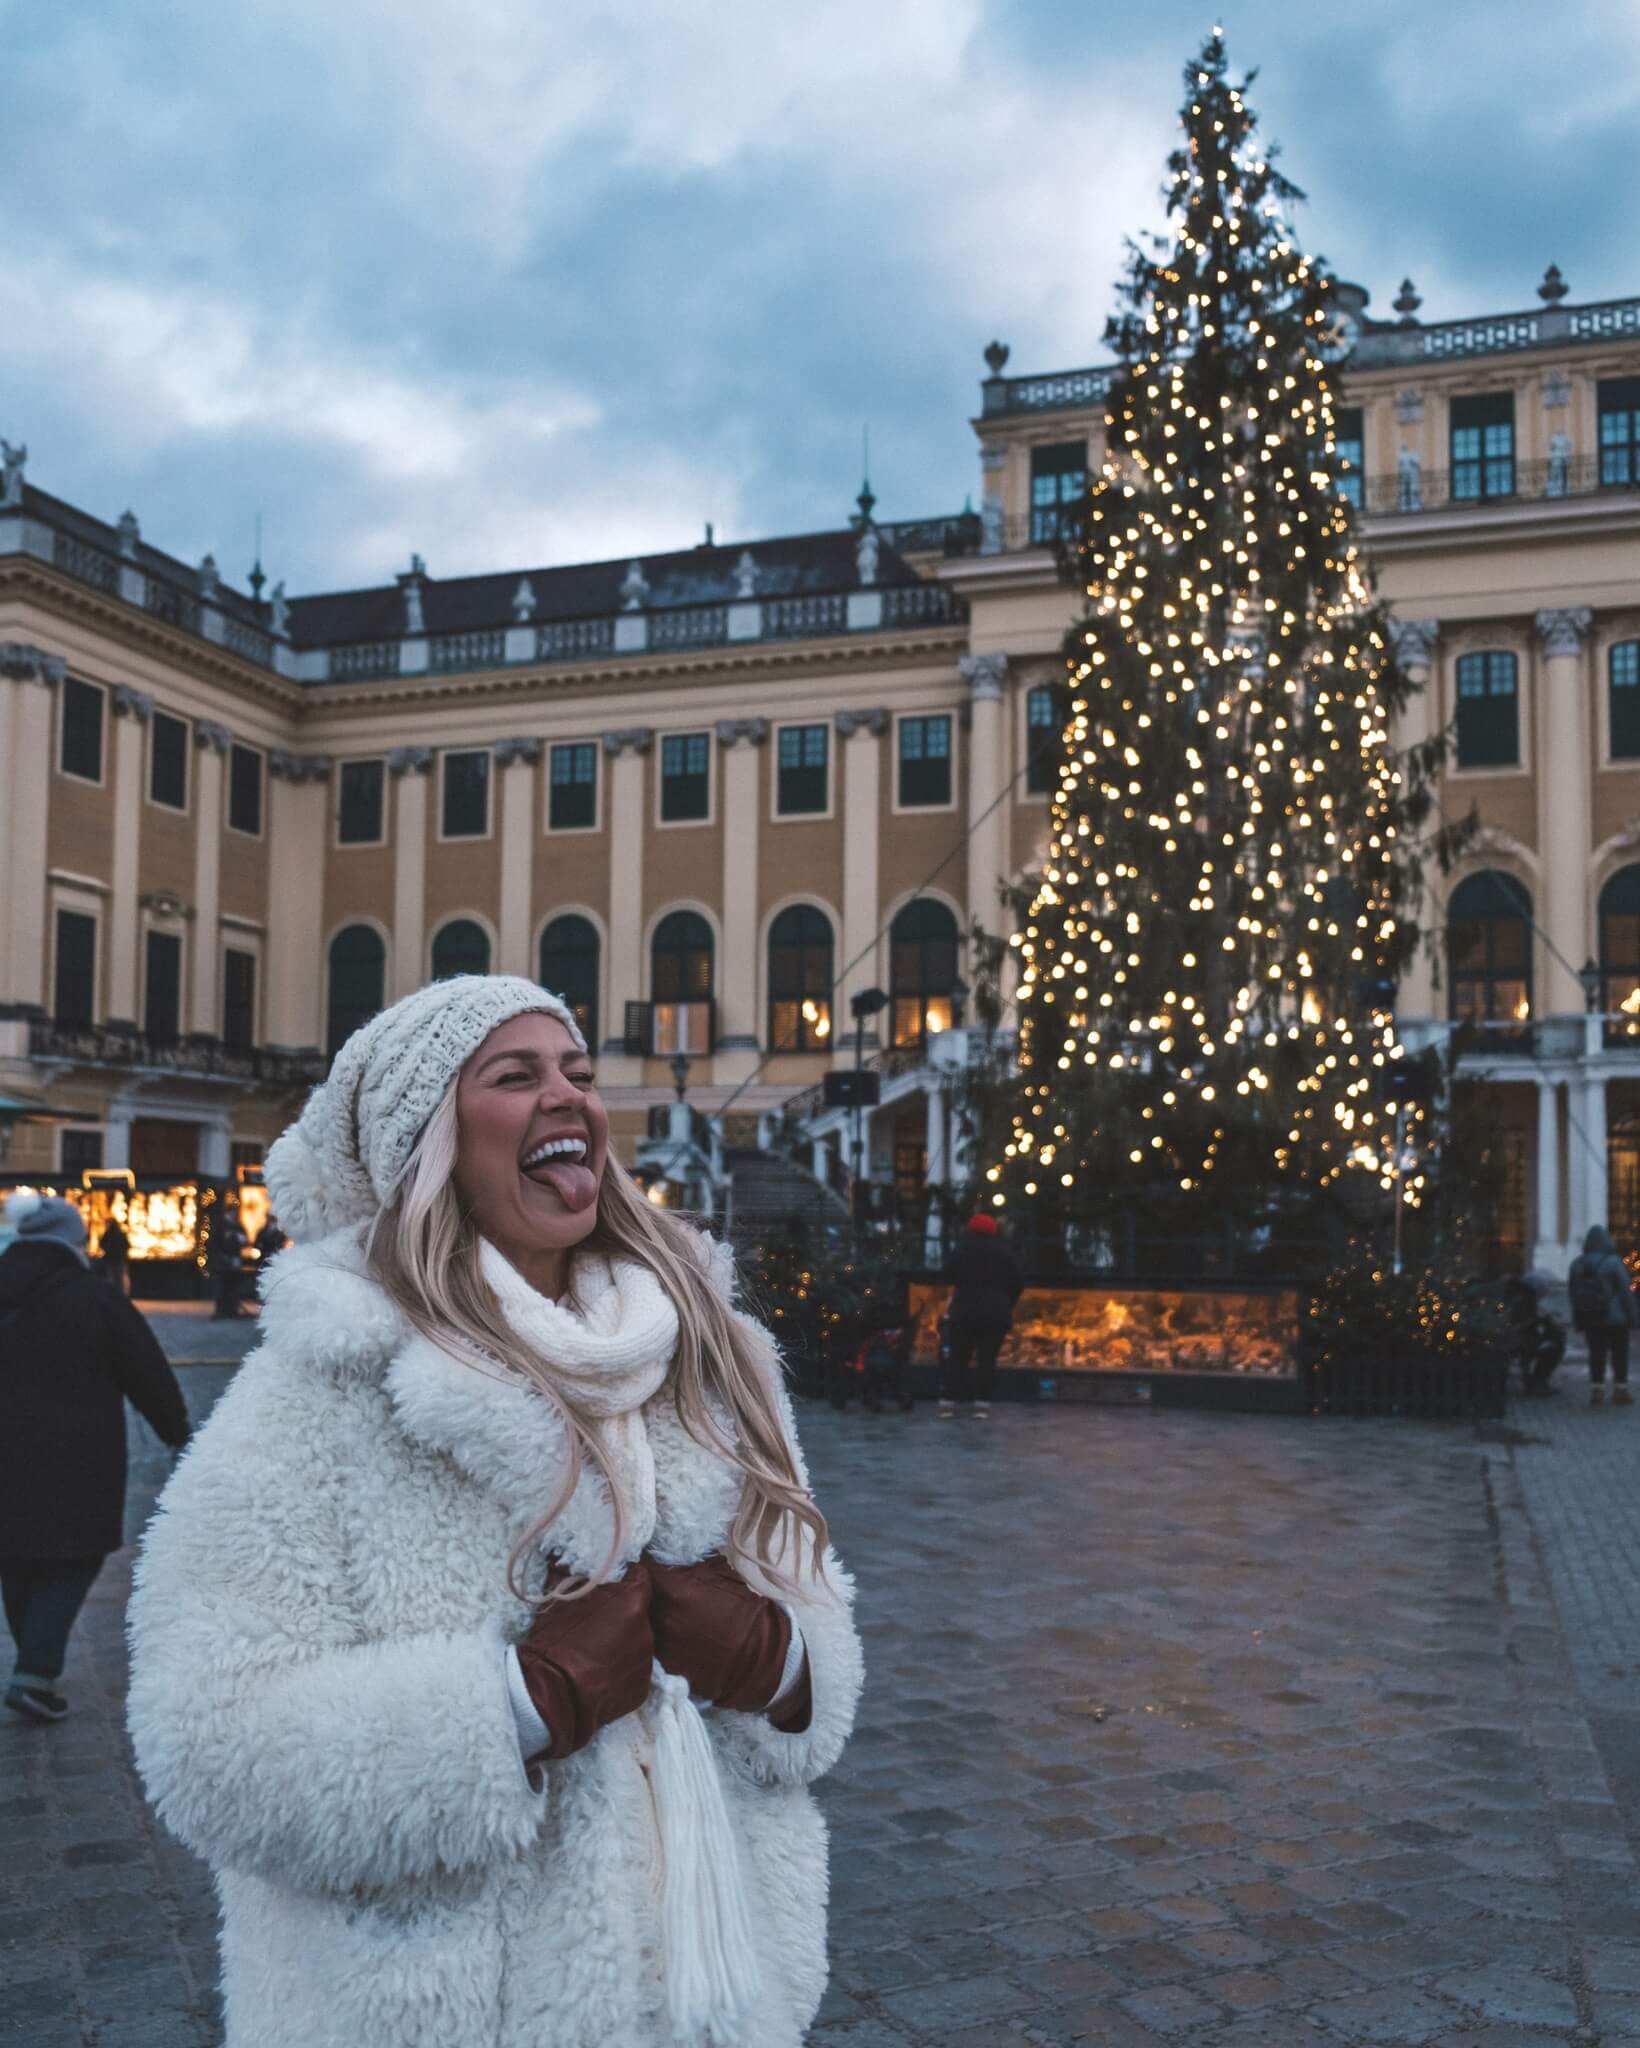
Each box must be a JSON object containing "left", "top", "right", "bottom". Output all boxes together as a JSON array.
[
  {"left": 549, "top": 743, "right": 598, "bottom": 830},
  {"left": 338, "top": 758, "right": 386, "bottom": 844},
  {"left": 144, "top": 930, "right": 182, "bottom": 1044},
  {"left": 150, "top": 709, "right": 189, "bottom": 809},
  {"left": 1450, "top": 392, "right": 1515, "bottom": 502},
  {"left": 1025, "top": 686, "right": 1059, "bottom": 795},
  {"left": 53, "top": 909, "right": 96, "bottom": 1026},
  {"left": 60, "top": 676, "right": 104, "bottom": 782},
  {"left": 441, "top": 749, "right": 490, "bottom": 838},
  {"left": 898, "top": 714, "right": 953, "bottom": 808},
  {"left": 59, "top": 1129, "right": 104, "bottom": 1177},
  {"left": 1333, "top": 406, "right": 1364, "bottom": 509},
  {"left": 222, "top": 947, "right": 256, "bottom": 1051},
  {"left": 1612, "top": 642, "right": 1640, "bottom": 761},
  {"left": 1598, "top": 377, "right": 1640, "bottom": 489},
  {"left": 1455, "top": 650, "right": 1520, "bottom": 768},
  {"left": 660, "top": 732, "right": 710, "bottom": 822},
  {"left": 776, "top": 724, "right": 829, "bottom": 815},
  {"left": 1029, "top": 441, "right": 1088, "bottom": 544},
  {"left": 228, "top": 743, "right": 263, "bottom": 835}
]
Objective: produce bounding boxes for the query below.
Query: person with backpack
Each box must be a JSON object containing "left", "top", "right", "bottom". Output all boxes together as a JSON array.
[
  {"left": 1566, "top": 1224, "right": 1637, "bottom": 1407},
  {"left": 0, "top": 1194, "right": 191, "bottom": 1722}
]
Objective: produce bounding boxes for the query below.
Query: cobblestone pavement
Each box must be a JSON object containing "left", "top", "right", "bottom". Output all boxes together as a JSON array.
[{"left": 5, "top": 1333, "right": 1640, "bottom": 2047}]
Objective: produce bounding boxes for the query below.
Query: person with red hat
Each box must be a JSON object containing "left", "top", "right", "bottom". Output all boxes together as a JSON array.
[{"left": 938, "top": 1212, "right": 1023, "bottom": 1418}]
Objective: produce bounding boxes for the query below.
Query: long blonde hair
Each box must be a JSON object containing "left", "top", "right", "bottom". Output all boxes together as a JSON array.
[{"left": 366, "top": 1088, "right": 828, "bottom": 1606}]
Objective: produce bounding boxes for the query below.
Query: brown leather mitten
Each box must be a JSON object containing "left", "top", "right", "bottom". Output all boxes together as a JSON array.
[
  {"left": 515, "top": 1562, "right": 655, "bottom": 1761},
  {"left": 647, "top": 1552, "right": 794, "bottom": 1713}
]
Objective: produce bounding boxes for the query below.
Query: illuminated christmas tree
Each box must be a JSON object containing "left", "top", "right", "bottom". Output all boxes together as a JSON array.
[{"left": 991, "top": 31, "right": 1452, "bottom": 1244}]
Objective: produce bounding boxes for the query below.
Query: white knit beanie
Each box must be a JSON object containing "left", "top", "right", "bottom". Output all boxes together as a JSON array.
[{"left": 264, "top": 975, "right": 584, "bottom": 1243}]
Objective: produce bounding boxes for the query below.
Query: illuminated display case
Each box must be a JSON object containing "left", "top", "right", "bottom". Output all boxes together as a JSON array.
[{"left": 909, "top": 1280, "right": 1299, "bottom": 1378}]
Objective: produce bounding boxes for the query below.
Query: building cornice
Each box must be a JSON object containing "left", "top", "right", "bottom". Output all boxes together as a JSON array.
[{"left": 0, "top": 557, "right": 306, "bottom": 714}]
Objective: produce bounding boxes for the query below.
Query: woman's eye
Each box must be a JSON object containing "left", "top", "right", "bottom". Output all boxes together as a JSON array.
[
  {"left": 568, "top": 1072, "right": 597, "bottom": 1091},
  {"left": 497, "top": 1070, "right": 534, "bottom": 1086}
]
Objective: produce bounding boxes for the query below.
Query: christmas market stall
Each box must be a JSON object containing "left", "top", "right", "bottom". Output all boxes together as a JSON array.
[{"left": 0, "top": 1166, "right": 271, "bottom": 1298}]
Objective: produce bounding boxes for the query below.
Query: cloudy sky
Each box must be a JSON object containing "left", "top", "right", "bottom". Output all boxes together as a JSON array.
[{"left": 4, "top": 0, "right": 1635, "bottom": 595}]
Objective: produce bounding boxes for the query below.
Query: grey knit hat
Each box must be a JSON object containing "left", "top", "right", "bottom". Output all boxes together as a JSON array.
[
  {"left": 5, "top": 1192, "right": 89, "bottom": 1258},
  {"left": 264, "top": 975, "right": 585, "bottom": 1243}
]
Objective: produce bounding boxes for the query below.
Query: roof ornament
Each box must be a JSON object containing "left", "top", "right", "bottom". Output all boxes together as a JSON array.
[
  {"left": 983, "top": 339, "right": 1010, "bottom": 377},
  {"left": 856, "top": 521, "right": 879, "bottom": 589},
  {"left": 116, "top": 509, "right": 141, "bottom": 558},
  {"left": 270, "top": 580, "right": 290, "bottom": 638},
  {"left": 733, "top": 551, "right": 758, "bottom": 600},
  {"left": 248, "top": 511, "right": 266, "bottom": 605},
  {"left": 512, "top": 576, "right": 537, "bottom": 622},
  {"left": 1392, "top": 278, "right": 1421, "bottom": 326},
  {"left": 198, "top": 553, "right": 220, "bottom": 599},
  {"left": 620, "top": 560, "right": 650, "bottom": 612},
  {"left": 399, "top": 553, "right": 427, "bottom": 636},
  {"left": 1537, "top": 263, "right": 1569, "bottom": 305},
  {"left": 0, "top": 438, "right": 25, "bottom": 509}
]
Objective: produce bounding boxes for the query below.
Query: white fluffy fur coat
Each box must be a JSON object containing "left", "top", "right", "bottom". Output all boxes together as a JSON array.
[{"left": 126, "top": 1228, "right": 863, "bottom": 2048}]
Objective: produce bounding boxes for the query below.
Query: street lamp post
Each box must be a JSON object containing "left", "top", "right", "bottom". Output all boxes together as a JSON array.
[{"left": 849, "top": 987, "right": 888, "bottom": 1226}]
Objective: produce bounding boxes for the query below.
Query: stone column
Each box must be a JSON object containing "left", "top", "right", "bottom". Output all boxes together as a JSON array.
[
  {"left": 388, "top": 746, "right": 433, "bottom": 999},
  {"left": 495, "top": 738, "right": 541, "bottom": 979},
  {"left": 835, "top": 710, "right": 887, "bottom": 1040},
  {"left": 106, "top": 687, "right": 153, "bottom": 1025},
  {"left": 1536, "top": 607, "right": 1595, "bottom": 1016},
  {"left": 602, "top": 729, "right": 653, "bottom": 1053},
  {"left": 189, "top": 720, "right": 230, "bottom": 1036},
  {"left": 1388, "top": 620, "right": 1441, "bottom": 1023},
  {"left": 1580, "top": 1061, "right": 1609, "bottom": 1245},
  {"left": 716, "top": 718, "right": 768, "bottom": 1077},
  {"left": 961, "top": 654, "right": 1010, "bottom": 945},
  {"left": 1533, "top": 1076, "right": 1561, "bottom": 1270},
  {"left": 0, "top": 643, "right": 64, "bottom": 1009},
  {"left": 265, "top": 754, "right": 331, "bottom": 1049},
  {"left": 924, "top": 1081, "right": 948, "bottom": 1185}
]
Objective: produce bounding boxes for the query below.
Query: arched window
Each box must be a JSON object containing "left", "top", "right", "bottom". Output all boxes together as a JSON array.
[
  {"left": 1447, "top": 872, "right": 1532, "bottom": 1027},
  {"left": 1454, "top": 651, "right": 1520, "bottom": 769},
  {"left": 1609, "top": 641, "right": 1640, "bottom": 762},
  {"left": 1025, "top": 684, "right": 1059, "bottom": 796},
  {"left": 540, "top": 915, "right": 600, "bottom": 1049},
  {"left": 768, "top": 906, "right": 833, "bottom": 1052},
  {"left": 890, "top": 900, "right": 960, "bottom": 1047},
  {"left": 1600, "top": 865, "right": 1640, "bottom": 1039},
  {"left": 327, "top": 925, "right": 385, "bottom": 1057},
  {"left": 430, "top": 918, "right": 491, "bottom": 981},
  {"left": 651, "top": 911, "right": 714, "bottom": 1055}
]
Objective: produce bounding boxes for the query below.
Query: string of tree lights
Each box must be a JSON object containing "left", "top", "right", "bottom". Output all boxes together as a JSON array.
[{"left": 988, "top": 29, "right": 1461, "bottom": 1237}]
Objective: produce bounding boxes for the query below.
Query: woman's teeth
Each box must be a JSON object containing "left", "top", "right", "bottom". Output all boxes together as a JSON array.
[{"left": 522, "top": 1137, "right": 588, "bottom": 1169}]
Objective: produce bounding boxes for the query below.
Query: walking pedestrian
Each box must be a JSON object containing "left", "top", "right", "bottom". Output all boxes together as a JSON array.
[
  {"left": 208, "top": 1203, "right": 246, "bottom": 1318},
  {"left": 98, "top": 1213, "right": 131, "bottom": 1295},
  {"left": 938, "top": 1211, "right": 1023, "bottom": 1419},
  {"left": 127, "top": 975, "right": 862, "bottom": 2048},
  {"left": 1567, "top": 1224, "right": 1637, "bottom": 1407},
  {"left": 0, "top": 1194, "right": 190, "bottom": 1724}
]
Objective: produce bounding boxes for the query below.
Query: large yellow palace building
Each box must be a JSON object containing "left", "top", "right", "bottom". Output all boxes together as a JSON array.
[{"left": 2, "top": 271, "right": 1638, "bottom": 1270}]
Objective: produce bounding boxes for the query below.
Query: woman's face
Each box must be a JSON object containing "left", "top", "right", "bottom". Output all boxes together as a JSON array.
[{"left": 453, "top": 1013, "right": 608, "bottom": 1265}]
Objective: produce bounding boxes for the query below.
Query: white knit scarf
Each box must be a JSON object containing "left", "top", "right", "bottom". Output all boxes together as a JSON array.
[{"left": 480, "top": 1240, "right": 763, "bottom": 2047}]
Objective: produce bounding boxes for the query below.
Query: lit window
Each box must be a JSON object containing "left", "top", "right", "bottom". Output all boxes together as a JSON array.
[
  {"left": 540, "top": 915, "right": 599, "bottom": 1047},
  {"left": 768, "top": 905, "right": 833, "bottom": 1050},
  {"left": 1447, "top": 871, "right": 1531, "bottom": 1028}
]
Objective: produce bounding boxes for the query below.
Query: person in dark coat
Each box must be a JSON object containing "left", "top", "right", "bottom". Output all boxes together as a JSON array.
[
  {"left": 1567, "top": 1224, "right": 1638, "bottom": 1407},
  {"left": 98, "top": 1214, "right": 131, "bottom": 1295},
  {"left": 0, "top": 1194, "right": 191, "bottom": 1723},
  {"left": 210, "top": 1204, "right": 247, "bottom": 1319},
  {"left": 938, "top": 1213, "right": 1024, "bottom": 1419}
]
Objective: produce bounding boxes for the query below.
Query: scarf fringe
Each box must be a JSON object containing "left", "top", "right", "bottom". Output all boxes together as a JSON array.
[{"left": 645, "top": 1666, "right": 762, "bottom": 2045}]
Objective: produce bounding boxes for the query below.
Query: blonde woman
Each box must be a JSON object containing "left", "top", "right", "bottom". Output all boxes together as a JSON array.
[{"left": 127, "top": 976, "right": 862, "bottom": 2048}]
